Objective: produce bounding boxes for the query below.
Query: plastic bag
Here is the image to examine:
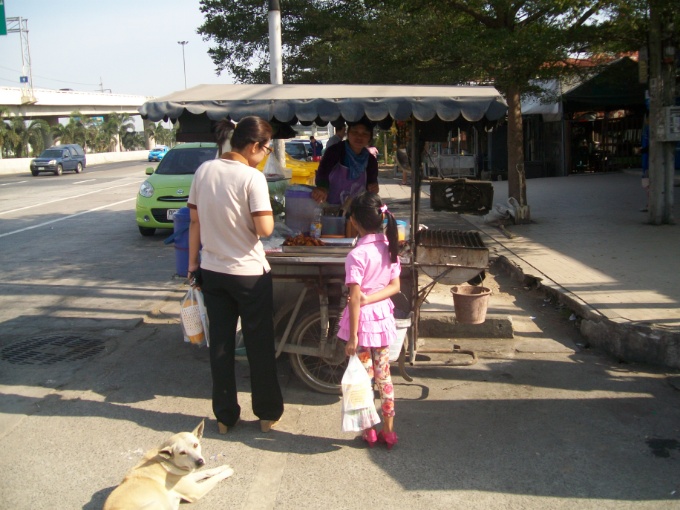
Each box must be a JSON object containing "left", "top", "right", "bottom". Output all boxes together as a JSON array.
[
  {"left": 263, "top": 153, "right": 286, "bottom": 179},
  {"left": 180, "top": 287, "right": 210, "bottom": 347},
  {"left": 506, "top": 197, "right": 519, "bottom": 218},
  {"left": 483, "top": 198, "right": 518, "bottom": 225},
  {"left": 341, "top": 355, "right": 380, "bottom": 432},
  {"left": 261, "top": 222, "right": 296, "bottom": 251},
  {"left": 390, "top": 318, "right": 410, "bottom": 362}
]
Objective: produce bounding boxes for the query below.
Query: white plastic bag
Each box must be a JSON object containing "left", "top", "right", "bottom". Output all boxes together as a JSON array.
[
  {"left": 483, "top": 203, "right": 511, "bottom": 224},
  {"left": 180, "top": 287, "right": 210, "bottom": 347},
  {"left": 263, "top": 152, "right": 286, "bottom": 179},
  {"left": 389, "top": 317, "right": 411, "bottom": 362},
  {"left": 341, "top": 355, "right": 380, "bottom": 432},
  {"left": 483, "top": 197, "right": 521, "bottom": 225}
]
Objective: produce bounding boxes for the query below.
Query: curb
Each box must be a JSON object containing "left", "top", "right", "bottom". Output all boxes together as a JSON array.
[
  {"left": 493, "top": 254, "right": 680, "bottom": 369},
  {"left": 418, "top": 311, "right": 514, "bottom": 338}
]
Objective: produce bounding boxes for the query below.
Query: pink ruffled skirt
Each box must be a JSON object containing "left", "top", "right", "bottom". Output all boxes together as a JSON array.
[{"left": 337, "top": 300, "right": 397, "bottom": 347}]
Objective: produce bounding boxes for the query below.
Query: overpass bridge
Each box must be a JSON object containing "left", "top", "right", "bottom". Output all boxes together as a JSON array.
[
  {"left": 0, "top": 86, "right": 151, "bottom": 118},
  {"left": 0, "top": 86, "right": 158, "bottom": 149}
]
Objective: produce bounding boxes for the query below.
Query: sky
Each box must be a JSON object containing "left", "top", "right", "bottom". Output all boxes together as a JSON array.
[{"left": 0, "top": 0, "right": 234, "bottom": 98}]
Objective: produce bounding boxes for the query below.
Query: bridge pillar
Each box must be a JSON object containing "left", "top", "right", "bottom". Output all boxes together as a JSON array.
[{"left": 143, "top": 119, "right": 156, "bottom": 150}]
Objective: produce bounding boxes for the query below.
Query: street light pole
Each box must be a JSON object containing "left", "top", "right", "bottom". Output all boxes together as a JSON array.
[{"left": 177, "top": 41, "right": 188, "bottom": 89}]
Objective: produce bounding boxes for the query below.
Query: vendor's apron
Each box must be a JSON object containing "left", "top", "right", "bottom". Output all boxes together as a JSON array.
[{"left": 327, "top": 163, "right": 367, "bottom": 206}]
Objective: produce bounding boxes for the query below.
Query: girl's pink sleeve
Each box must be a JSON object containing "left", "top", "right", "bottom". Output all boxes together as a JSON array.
[
  {"left": 390, "top": 259, "right": 402, "bottom": 280},
  {"left": 345, "top": 251, "right": 365, "bottom": 285}
]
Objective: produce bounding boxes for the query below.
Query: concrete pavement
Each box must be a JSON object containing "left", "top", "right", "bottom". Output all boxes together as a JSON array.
[
  {"left": 1, "top": 274, "right": 679, "bottom": 509},
  {"left": 379, "top": 169, "right": 680, "bottom": 369},
  {"left": 467, "top": 171, "right": 680, "bottom": 369},
  {"left": 1, "top": 169, "right": 679, "bottom": 509}
]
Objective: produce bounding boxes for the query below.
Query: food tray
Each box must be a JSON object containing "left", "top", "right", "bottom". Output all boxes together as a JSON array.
[
  {"left": 281, "top": 245, "right": 352, "bottom": 255},
  {"left": 319, "top": 237, "right": 356, "bottom": 246}
]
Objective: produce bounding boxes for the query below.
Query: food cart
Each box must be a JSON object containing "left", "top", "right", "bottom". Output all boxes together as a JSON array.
[{"left": 140, "top": 84, "right": 507, "bottom": 393}]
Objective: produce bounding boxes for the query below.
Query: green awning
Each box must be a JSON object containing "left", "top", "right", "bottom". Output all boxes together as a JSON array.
[{"left": 563, "top": 57, "right": 647, "bottom": 113}]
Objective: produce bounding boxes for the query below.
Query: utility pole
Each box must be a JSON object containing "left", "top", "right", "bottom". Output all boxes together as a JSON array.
[
  {"left": 177, "top": 41, "right": 188, "bottom": 89},
  {"left": 98, "top": 77, "right": 111, "bottom": 93},
  {"left": 647, "top": 0, "right": 677, "bottom": 225},
  {"left": 268, "top": 0, "right": 286, "bottom": 171},
  {"left": 6, "top": 17, "right": 35, "bottom": 104}
]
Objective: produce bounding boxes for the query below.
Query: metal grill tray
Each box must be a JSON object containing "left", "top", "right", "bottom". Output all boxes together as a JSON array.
[
  {"left": 280, "top": 245, "right": 352, "bottom": 255},
  {"left": 414, "top": 229, "right": 488, "bottom": 285},
  {"left": 280, "top": 237, "right": 355, "bottom": 254},
  {"left": 415, "top": 229, "right": 485, "bottom": 249}
]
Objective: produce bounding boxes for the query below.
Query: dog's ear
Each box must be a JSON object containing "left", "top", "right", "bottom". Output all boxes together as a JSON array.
[
  {"left": 158, "top": 446, "right": 174, "bottom": 460},
  {"left": 192, "top": 420, "right": 205, "bottom": 439}
]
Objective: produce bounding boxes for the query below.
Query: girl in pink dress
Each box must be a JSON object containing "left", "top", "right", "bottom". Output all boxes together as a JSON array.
[{"left": 338, "top": 192, "right": 401, "bottom": 449}]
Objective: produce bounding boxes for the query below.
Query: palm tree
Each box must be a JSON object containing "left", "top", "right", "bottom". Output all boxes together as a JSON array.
[
  {"left": 26, "top": 119, "right": 50, "bottom": 156},
  {"left": 160, "top": 124, "right": 178, "bottom": 147},
  {"left": 146, "top": 121, "right": 177, "bottom": 147},
  {"left": 6, "top": 117, "right": 50, "bottom": 158},
  {"left": 102, "top": 113, "right": 135, "bottom": 152},
  {"left": 145, "top": 121, "right": 159, "bottom": 147},
  {"left": 52, "top": 112, "right": 88, "bottom": 148},
  {"left": 0, "top": 107, "right": 10, "bottom": 159},
  {"left": 85, "top": 123, "right": 100, "bottom": 153},
  {"left": 122, "top": 130, "right": 145, "bottom": 151}
]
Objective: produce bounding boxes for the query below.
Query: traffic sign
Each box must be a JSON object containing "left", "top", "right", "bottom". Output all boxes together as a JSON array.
[{"left": 0, "top": 0, "right": 7, "bottom": 36}]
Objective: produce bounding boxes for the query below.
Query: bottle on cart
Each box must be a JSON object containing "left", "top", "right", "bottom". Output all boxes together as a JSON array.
[{"left": 310, "top": 205, "right": 323, "bottom": 239}]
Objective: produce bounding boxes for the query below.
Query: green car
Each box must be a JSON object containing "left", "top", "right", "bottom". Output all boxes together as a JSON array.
[{"left": 136, "top": 142, "right": 218, "bottom": 236}]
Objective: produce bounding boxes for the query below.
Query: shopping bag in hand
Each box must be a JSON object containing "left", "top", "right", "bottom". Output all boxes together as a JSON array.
[
  {"left": 341, "top": 354, "right": 380, "bottom": 432},
  {"left": 180, "top": 287, "right": 210, "bottom": 347}
]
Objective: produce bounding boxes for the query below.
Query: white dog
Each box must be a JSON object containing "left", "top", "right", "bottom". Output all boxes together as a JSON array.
[{"left": 103, "top": 421, "right": 233, "bottom": 510}]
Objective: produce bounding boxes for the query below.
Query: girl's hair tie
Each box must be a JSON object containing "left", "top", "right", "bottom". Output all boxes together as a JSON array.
[{"left": 380, "top": 204, "right": 389, "bottom": 214}]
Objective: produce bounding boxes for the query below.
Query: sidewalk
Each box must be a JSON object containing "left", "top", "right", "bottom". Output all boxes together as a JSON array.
[{"left": 378, "top": 169, "right": 680, "bottom": 369}]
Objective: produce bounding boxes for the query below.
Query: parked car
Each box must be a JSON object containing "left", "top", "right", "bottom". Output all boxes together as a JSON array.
[
  {"left": 136, "top": 142, "right": 219, "bottom": 236},
  {"left": 285, "top": 141, "right": 312, "bottom": 161},
  {"left": 148, "top": 145, "right": 169, "bottom": 162},
  {"left": 30, "top": 144, "right": 86, "bottom": 176}
]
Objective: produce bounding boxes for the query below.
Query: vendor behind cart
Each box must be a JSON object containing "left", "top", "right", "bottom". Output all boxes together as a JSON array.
[{"left": 311, "top": 118, "right": 380, "bottom": 207}]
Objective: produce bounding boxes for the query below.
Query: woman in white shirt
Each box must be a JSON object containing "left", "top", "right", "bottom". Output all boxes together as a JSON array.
[{"left": 187, "top": 116, "right": 283, "bottom": 435}]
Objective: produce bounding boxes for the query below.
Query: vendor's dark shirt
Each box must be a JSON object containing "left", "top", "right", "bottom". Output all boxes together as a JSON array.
[{"left": 315, "top": 142, "right": 379, "bottom": 191}]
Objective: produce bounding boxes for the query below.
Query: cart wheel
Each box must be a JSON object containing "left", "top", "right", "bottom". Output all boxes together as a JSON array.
[{"left": 288, "top": 308, "right": 346, "bottom": 394}]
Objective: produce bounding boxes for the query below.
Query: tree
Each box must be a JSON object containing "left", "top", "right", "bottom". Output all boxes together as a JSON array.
[
  {"left": 122, "top": 130, "right": 145, "bottom": 151},
  {"left": 145, "top": 121, "right": 160, "bottom": 147},
  {"left": 52, "top": 112, "right": 88, "bottom": 148},
  {"left": 5, "top": 117, "right": 50, "bottom": 158},
  {"left": 101, "top": 113, "right": 135, "bottom": 152},
  {"left": 421, "top": 1, "right": 620, "bottom": 221},
  {"left": 0, "top": 107, "right": 10, "bottom": 159},
  {"left": 85, "top": 123, "right": 101, "bottom": 153},
  {"left": 198, "top": 0, "right": 648, "bottom": 222},
  {"left": 145, "top": 122, "right": 176, "bottom": 147}
]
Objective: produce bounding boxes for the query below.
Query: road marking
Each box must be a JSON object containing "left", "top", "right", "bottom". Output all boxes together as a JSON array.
[
  {"left": 73, "top": 179, "right": 97, "bottom": 184},
  {"left": 1, "top": 181, "right": 28, "bottom": 186},
  {"left": 0, "top": 181, "right": 140, "bottom": 216},
  {"left": 240, "top": 400, "right": 302, "bottom": 510},
  {"left": 241, "top": 450, "right": 287, "bottom": 510},
  {"left": 0, "top": 198, "right": 135, "bottom": 239}
]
